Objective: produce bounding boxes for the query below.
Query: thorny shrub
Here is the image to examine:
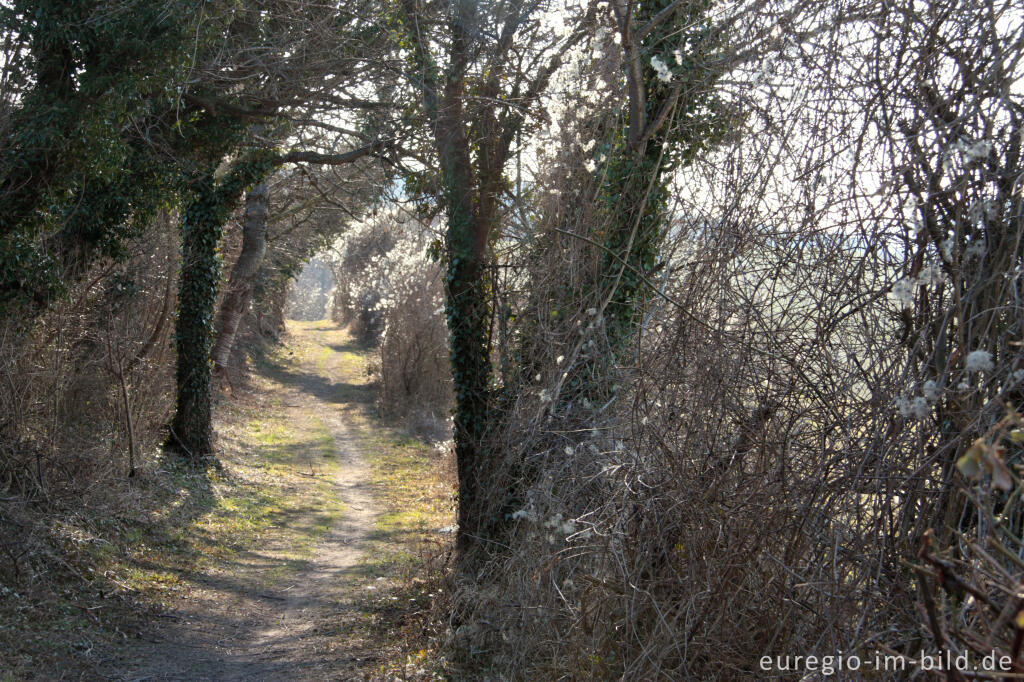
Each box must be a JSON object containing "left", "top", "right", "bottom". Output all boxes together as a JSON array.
[
  {"left": 436, "top": 1, "right": 1024, "bottom": 679},
  {"left": 328, "top": 205, "right": 453, "bottom": 440}
]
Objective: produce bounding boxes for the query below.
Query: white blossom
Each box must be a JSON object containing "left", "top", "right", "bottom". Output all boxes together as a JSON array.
[
  {"left": 545, "top": 512, "right": 564, "bottom": 529},
  {"left": 547, "top": 13, "right": 568, "bottom": 38},
  {"left": 891, "top": 278, "right": 915, "bottom": 308},
  {"left": 955, "top": 138, "right": 992, "bottom": 163},
  {"left": 965, "top": 350, "right": 993, "bottom": 372},
  {"left": 896, "top": 396, "right": 912, "bottom": 417},
  {"left": 910, "top": 397, "right": 930, "bottom": 419},
  {"left": 511, "top": 508, "right": 535, "bottom": 522},
  {"left": 650, "top": 55, "right": 672, "bottom": 83},
  {"left": 918, "top": 263, "right": 945, "bottom": 288},
  {"left": 897, "top": 396, "right": 930, "bottom": 419},
  {"left": 965, "top": 239, "right": 986, "bottom": 259},
  {"left": 912, "top": 215, "right": 925, "bottom": 235},
  {"left": 940, "top": 238, "right": 954, "bottom": 263}
]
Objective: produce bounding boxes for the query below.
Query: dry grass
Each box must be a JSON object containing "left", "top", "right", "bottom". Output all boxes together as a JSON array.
[{"left": 0, "top": 320, "right": 456, "bottom": 680}]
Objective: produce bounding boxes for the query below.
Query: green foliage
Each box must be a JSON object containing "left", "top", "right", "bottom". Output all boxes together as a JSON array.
[
  {"left": 170, "top": 151, "right": 279, "bottom": 460},
  {"left": 0, "top": 0, "right": 251, "bottom": 313}
]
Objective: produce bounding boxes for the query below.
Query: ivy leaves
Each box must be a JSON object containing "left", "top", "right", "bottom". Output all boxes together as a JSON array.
[{"left": 171, "top": 152, "right": 277, "bottom": 459}]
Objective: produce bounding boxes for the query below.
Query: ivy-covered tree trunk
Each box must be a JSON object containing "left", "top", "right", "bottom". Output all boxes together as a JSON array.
[
  {"left": 570, "top": 0, "right": 726, "bottom": 407},
  {"left": 595, "top": 133, "right": 671, "bottom": 368},
  {"left": 435, "top": 62, "right": 497, "bottom": 554},
  {"left": 212, "top": 181, "right": 270, "bottom": 373},
  {"left": 170, "top": 174, "right": 227, "bottom": 459},
  {"left": 398, "top": 0, "right": 576, "bottom": 556},
  {"left": 444, "top": 206, "right": 494, "bottom": 555},
  {"left": 169, "top": 156, "right": 276, "bottom": 462}
]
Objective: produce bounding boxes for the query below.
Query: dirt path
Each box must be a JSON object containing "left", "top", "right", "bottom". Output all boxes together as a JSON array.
[{"left": 108, "top": 323, "right": 386, "bottom": 681}]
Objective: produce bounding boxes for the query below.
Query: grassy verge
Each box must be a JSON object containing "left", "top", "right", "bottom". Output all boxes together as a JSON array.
[
  {"left": 1, "top": 331, "right": 344, "bottom": 678},
  {"left": 362, "top": 433, "right": 456, "bottom": 680}
]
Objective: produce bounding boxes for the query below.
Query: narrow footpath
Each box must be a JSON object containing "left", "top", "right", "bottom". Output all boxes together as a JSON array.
[{"left": 104, "top": 321, "right": 452, "bottom": 681}]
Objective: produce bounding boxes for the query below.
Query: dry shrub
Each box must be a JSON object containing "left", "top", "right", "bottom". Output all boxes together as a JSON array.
[
  {"left": 910, "top": 407, "right": 1024, "bottom": 676},
  {"left": 328, "top": 205, "right": 453, "bottom": 438},
  {"left": 1, "top": 217, "right": 178, "bottom": 498},
  {"left": 443, "top": 1, "right": 1024, "bottom": 679},
  {"left": 330, "top": 208, "right": 398, "bottom": 345},
  {"left": 0, "top": 213, "right": 179, "bottom": 596},
  {"left": 380, "top": 281, "right": 452, "bottom": 441}
]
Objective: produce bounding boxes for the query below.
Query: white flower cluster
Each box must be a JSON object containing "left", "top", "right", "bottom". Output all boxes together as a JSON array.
[
  {"left": 898, "top": 379, "right": 944, "bottom": 419},
  {"left": 940, "top": 138, "right": 994, "bottom": 175},
  {"left": 890, "top": 278, "right": 914, "bottom": 308},
  {"left": 544, "top": 512, "right": 576, "bottom": 535},
  {"left": 890, "top": 263, "right": 946, "bottom": 309},
  {"left": 898, "top": 351, "right": 1000, "bottom": 418},
  {"left": 939, "top": 238, "right": 954, "bottom": 263},
  {"left": 510, "top": 507, "right": 579, "bottom": 544},
  {"left": 511, "top": 507, "right": 535, "bottom": 522},
  {"left": 532, "top": 16, "right": 620, "bottom": 191},
  {"left": 964, "top": 238, "right": 986, "bottom": 260},
  {"left": 965, "top": 349, "right": 993, "bottom": 373},
  {"left": 331, "top": 207, "right": 444, "bottom": 325},
  {"left": 954, "top": 138, "right": 993, "bottom": 163},
  {"left": 897, "top": 395, "right": 930, "bottom": 420},
  {"left": 650, "top": 55, "right": 672, "bottom": 83}
]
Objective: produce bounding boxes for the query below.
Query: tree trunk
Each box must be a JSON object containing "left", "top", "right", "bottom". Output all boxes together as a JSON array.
[
  {"left": 169, "top": 154, "right": 275, "bottom": 463},
  {"left": 446, "top": 221, "right": 493, "bottom": 555},
  {"left": 433, "top": 46, "right": 499, "bottom": 554},
  {"left": 212, "top": 182, "right": 269, "bottom": 373},
  {"left": 399, "top": 0, "right": 548, "bottom": 556},
  {"left": 169, "top": 174, "right": 223, "bottom": 460}
]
